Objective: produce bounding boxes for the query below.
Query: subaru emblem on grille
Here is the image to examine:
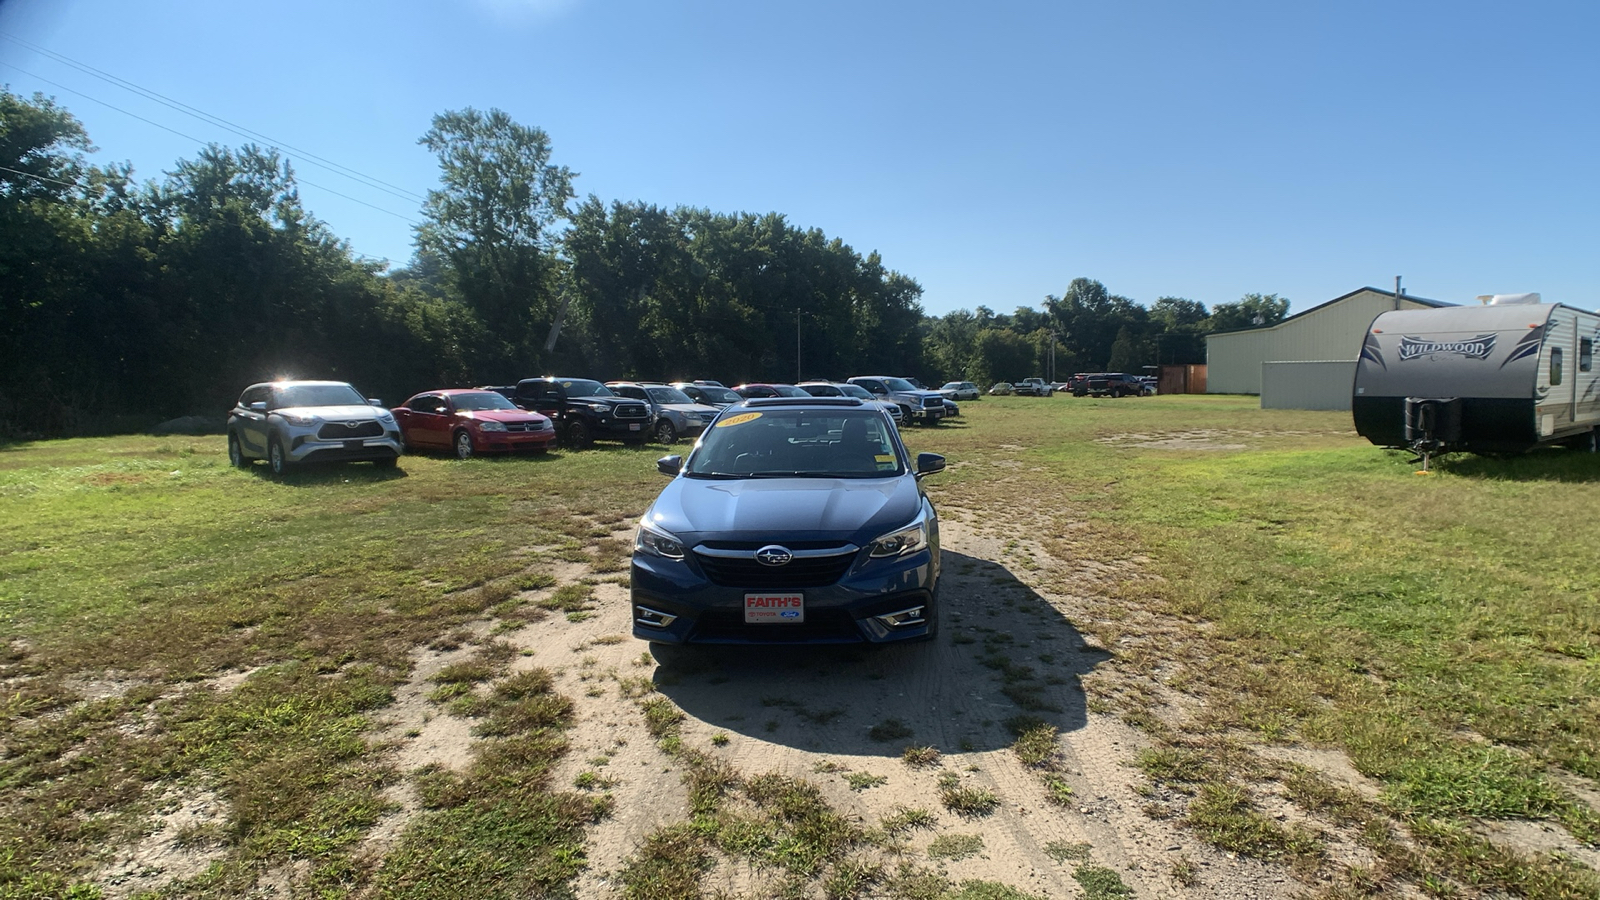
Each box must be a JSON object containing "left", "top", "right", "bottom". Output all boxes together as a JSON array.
[{"left": 755, "top": 545, "right": 793, "bottom": 567}]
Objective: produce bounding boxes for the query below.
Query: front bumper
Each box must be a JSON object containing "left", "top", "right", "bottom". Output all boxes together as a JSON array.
[
  {"left": 287, "top": 431, "right": 404, "bottom": 463},
  {"left": 479, "top": 430, "right": 558, "bottom": 452},
  {"left": 631, "top": 546, "right": 937, "bottom": 645}
]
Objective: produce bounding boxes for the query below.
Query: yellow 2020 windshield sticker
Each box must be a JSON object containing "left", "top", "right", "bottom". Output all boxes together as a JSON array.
[{"left": 716, "top": 412, "right": 763, "bottom": 428}]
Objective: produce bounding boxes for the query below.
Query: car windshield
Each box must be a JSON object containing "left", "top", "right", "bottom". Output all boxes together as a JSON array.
[
  {"left": 773, "top": 385, "right": 810, "bottom": 397},
  {"left": 700, "top": 387, "right": 740, "bottom": 403},
  {"left": 646, "top": 387, "right": 694, "bottom": 405},
  {"left": 799, "top": 384, "right": 840, "bottom": 396},
  {"left": 452, "top": 391, "right": 516, "bottom": 411},
  {"left": 941, "top": 382, "right": 962, "bottom": 390},
  {"left": 561, "top": 379, "right": 613, "bottom": 397},
  {"left": 836, "top": 383, "right": 873, "bottom": 400},
  {"left": 273, "top": 383, "right": 365, "bottom": 408},
  {"left": 884, "top": 377, "right": 917, "bottom": 391},
  {"left": 685, "top": 409, "right": 903, "bottom": 478}
]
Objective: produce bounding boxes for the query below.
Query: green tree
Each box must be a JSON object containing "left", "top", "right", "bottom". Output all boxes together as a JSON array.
[
  {"left": 1209, "top": 293, "right": 1289, "bottom": 332},
  {"left": 415, "top": 107, "right": 575, "bottom": 372}
]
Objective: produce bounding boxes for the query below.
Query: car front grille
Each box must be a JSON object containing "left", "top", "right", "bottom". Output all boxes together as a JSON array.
[
  {"left": 694, "top": 547, "right": 856, "bottom": 589},
  {"left": 614, "top": 403, "right": 648, "bottom": 419},
  {"left": 317, "top": 421, "right": 383, "bottom": 439},
  {"left": 504, "top": 421, "right": 547, "bottom": 432},
  {"left": 921, "top": 397, "right": 942, "bottom": 409}
]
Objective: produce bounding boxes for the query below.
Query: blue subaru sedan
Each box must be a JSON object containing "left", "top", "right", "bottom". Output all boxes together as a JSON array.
[{"left": 631, "top": 397, "right": 945, "bottom": 645}]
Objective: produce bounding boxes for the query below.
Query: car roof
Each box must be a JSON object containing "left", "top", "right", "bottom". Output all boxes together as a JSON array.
[
  {"left": 262, "top": 380, "right": 353, "bottom": 388},
  {"left": 739, "top": 397, "right": 865, "bottom": 408}
]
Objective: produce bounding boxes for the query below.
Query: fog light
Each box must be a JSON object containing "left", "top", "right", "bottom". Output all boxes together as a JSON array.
[
  {"left": 635, "top": 606, "right": 678, "bottom": 628},
  {"left": 875, "top": 606, "right": 925, "bottom": 628}
]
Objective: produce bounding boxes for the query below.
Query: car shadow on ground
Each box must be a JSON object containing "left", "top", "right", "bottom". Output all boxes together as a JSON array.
[
  {"left": 649, "top": 551, "right": 1110, "bottom": 757},
  {"left": 247, "top": 461, "right": 409, "bottom": 484}
]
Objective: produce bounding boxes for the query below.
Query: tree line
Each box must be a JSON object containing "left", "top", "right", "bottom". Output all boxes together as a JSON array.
[{"left": 0, "top": 88, "right": 1286, "bottom": 438}]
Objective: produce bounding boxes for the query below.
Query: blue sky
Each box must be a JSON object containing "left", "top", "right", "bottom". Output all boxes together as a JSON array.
[{"left": 1, "top": 0, "right": 1595, "bottom": 317}]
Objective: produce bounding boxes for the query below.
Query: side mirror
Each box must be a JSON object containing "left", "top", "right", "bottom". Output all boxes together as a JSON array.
[
  {"left": 369, "top": 398, "right": 383, "bottom": 406},
  {"left": 657, "top": 455, "right": 682, "bottom": 477},
  {"left": 915, "top": 452, "right": 946, "bottom": 479},
  {"left": 249, "top": 401, "right": 267, "bottom": 412}
]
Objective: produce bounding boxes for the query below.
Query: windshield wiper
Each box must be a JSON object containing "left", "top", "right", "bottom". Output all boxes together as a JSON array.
[{"left": 685, "top": 471, "right": 745, "bottom": 479}]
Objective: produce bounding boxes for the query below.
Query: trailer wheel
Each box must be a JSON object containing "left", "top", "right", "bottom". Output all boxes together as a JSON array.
[{"left": 1569, "top": 429, "right": 1599, "bottom": 453}]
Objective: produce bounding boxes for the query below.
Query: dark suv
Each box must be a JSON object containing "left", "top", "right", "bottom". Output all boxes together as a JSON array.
[
  {"left": 1076, "top": 373, "right": 1145, "bottom": 397},
  {"left": 497, "top": 377, "right": 652, "bottom": 448}
]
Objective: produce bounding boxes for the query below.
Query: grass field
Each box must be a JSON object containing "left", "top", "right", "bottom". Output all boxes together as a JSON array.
[{"left": 2, "top": 395, "right": 1597, "bottom": 898}]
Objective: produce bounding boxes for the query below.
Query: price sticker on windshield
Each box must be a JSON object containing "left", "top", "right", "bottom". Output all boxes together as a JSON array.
[{"left": 716, "top": 412, "right": 762, "bottom": 428}]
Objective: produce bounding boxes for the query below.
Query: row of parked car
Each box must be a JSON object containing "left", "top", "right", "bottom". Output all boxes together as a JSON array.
[
  {"left": 225, "top": 375, "right": 969, "bottom": 475},
  {"left": 986, "top": 373, "right": 1156, "bottom": 397}
]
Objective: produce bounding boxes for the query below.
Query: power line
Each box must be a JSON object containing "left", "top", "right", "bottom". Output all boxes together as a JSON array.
[
  {"left": 0, "top": 162, "right": 79, "bottom": 190},
  {"left": 0, "top": 63, "right": 421, "bottom": 224},
  {"left": 0, "top": 30, "right": 428, "bottom": 205}
]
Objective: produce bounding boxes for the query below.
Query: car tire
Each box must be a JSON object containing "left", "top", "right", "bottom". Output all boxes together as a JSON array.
[
  {"left": 566, "top": 420, "right": 593, "bottom": 449},
  {"left": 268, "top": 437, "right": 290, "bottom": 477},
  {"left": 374, "top": 456, "right": 398, "bottom": 468},
  {"left": 453, "top": 430, "right": 475, "bottom": 460},
  {"left": 655, "top": 419, "right": 677, "bottom": 444},
  {"left": 227, "top": 432, "right": 249, "bottom": 468}
]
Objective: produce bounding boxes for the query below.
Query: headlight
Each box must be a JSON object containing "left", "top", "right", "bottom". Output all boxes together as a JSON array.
[
  {"left": 279, "top": 412, "right": 315, "bottom": 426},
  {"left": 589, "top": 403, "right": 610, "bottom": 414},
  {"left": 869, "top": 519, "right": 927, "bottom": 558},
  {"left": 478, "top": 421, "right": 507, "bottom": 432},
  {"left": 635, "top": 520, "right": 685, "bottom": 560},
  {"left": 377, "top": 413, "right": 396, "bottom": 425}
]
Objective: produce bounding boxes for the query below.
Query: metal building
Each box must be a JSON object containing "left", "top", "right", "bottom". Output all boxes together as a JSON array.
[{"left": 1206, "top": 287, "right": 1448, "bottom": 409}]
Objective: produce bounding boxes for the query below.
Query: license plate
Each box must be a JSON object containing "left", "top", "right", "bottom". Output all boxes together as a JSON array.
[
  {"left": 629, "top": 423, "right": 641, "bottom": 430},
  {"left": 745, "top": 593, "right": 804, "bottom": 623},
  {"left": 344, "top": 439, "right": 363, "bottom": 450}
]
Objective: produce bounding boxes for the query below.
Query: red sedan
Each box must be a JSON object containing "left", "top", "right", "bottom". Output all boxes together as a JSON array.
[{"left": 394, "top": 389, "right": 557, "bottom": 459}]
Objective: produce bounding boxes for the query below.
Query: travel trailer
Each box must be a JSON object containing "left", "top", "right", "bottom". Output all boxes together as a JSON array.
[{"left": 1352, "top": 294, "right": 1600, "bottom": 456}]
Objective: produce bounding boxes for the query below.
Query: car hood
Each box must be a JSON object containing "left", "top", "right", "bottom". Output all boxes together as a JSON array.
[
  {"left": 646, "top": 474, "right": 922, "bottom": 545},
  {"left": 278, "top": 405, "right": 387, "bottom": 419},
  {"left": 660, "top": 403, "right": 719, "bottom": 416},
  {"left": 461, "top": 409, "right": 547, "bottom": 424}
]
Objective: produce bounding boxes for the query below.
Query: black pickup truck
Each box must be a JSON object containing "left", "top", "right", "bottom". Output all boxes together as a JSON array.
[{"left": 487, "top": 377, "right": 652, "bottom": 448}]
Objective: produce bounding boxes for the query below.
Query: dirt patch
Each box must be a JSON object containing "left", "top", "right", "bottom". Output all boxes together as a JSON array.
[
  {"left": 1475, "top": 818, "right": 1600, "bottom": 871},
  {"left": 94, "top": 788, "right": 228, "bottom": 899},
  {"left": 1098, "top": 430, "right": 1250, "bottom": 451}
]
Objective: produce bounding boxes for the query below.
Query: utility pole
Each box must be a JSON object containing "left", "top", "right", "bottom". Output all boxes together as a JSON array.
[{"left": 796, "top": 309, "right": 802, "bottom": 382}]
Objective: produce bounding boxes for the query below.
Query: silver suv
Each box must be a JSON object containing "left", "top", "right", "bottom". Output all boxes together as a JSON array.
[{"left": 228, "top": 381, "right": 403, "bottom": 476}]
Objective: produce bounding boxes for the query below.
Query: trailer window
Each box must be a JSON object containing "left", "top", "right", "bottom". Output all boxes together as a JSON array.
[
  {"left": 1550, "top": 347, "right": 1563, "bottom": 386},
  {"left": 1582, "top": 338, "right": 1594, "bottom": 372}
]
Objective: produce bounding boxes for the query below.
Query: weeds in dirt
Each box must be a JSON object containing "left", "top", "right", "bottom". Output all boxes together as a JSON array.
[
  {"left": 927, "top": 833, "right": 984, "bottom": 860},
  {"left": 1043, "top": 840, "right": 1092, "bottom": 863},
  {"left": 880, "top": 806, "right": 937, "bottom": 835},
  {"left": 869, "top": 718, "right": 914, "bottom": 742},
  {"left": 901, "top": 745, "right": 941, "bottom": 768},
  {"left": 845, "top": 772, "right": 888, "bottom": 791},
  {"left": 1072, "top": 864, "right": 1134, "bottom": 899}
]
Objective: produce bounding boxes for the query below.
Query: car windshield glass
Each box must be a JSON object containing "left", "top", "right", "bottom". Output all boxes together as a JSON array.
[
  {"left": 836, "top": 383, "right": 873, "bottom": 400},
  {"left": 274, "top": 383, "right": 365, "bottom": 408},
  {"left": 941, "top": 382, "right": 961, "bottom": 390},
  {"left": 685, "top": 409, "right": 903, "bottom": 478},
  {"left": 799, "top": 384, "right": 839, "bottom": 396},
  {"left": 701, "top": 387, "right": 739, "bottom": 403},
  {"left": 561, "top": 379, "right": 613, "bottom": 397},
  {"left": 884, "top": 377, "right": 917, "bottom": 391},
  {"left": 773, "top": 385, "right": 809, "bottom": 397},
  {"left": 647, "top": 387, "right": 693, "bottom": 405},
  {"left": 452, "top": 392, "right": 516, "bottom": 411}
]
